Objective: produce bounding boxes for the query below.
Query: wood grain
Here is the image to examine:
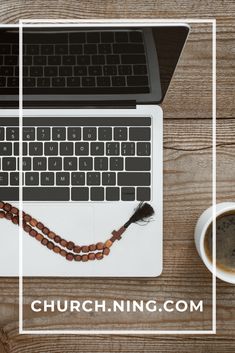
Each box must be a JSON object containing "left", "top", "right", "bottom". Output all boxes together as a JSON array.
[{"left": 0, "top": 0, "right": 234, "bottom": 352}]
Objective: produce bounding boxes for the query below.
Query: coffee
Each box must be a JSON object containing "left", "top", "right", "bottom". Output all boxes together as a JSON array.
[{"left": 204, "top": 211, "right": 235, "bottom": 273}]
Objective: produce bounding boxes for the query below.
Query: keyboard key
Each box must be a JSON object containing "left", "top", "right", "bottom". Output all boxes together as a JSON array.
[
  {"left": 14, "top": 142, "right": 27, "bottom": 156},
  {"left": 2, "top": 157, "right": 16, "bottom": 171},
  {"left": 112, "top": 76, "right": 125, "bottom": 86},
  {"left": 48, "top": 56, "right": 61, "bottom": 65},
  {"left": 130, "top": 31, "right": 143, "bottom": 42},
  {"left": 82, "top": 77, "right": 95, "bottom": 87},
  {"left": 107, "top": 55, "right": 120, "bottom": 64},
  {"left": 127, "top": 76, "right": 149, "bottom": 86},
  {"left": 114, "top": 128, "right": 127, "bottom": 141},
  {"left": 91, "top": 142, "right": 104, "bottom": 155},
  {"left": 125, "top": 157, "right": 151, "bottom": 171},
  {"left": 118, "top": 65, "right": 132, "bottom": 75},
  {"left": 83, "top": 128, "right": 96, "bottom": 141},
  {"left": 64, "top": 157, "right": 77, "bottom": 170},
  {"left": 48, "top": 157, "right": 62, "bottom": 170},
  {"left": 29, "top": 142, "right": 43, "bottom": 155},
  {"left": 115, "top": 32, "right": 128, "bottom": 42},
  {"left": 67, "top": 77, "right": 80, "bottom": 87},
  {"left": 63, "top": 55, "right": 76, "bottom": 65},
  {"left": 0, "top": 66, "right": 13, "bottom": 76},
  {"left": 70, "top": 44, "right": 82, "bottom": 55},
  {"left": 121, "top": 187, "right": 135, "bottom": 201},
  {"left": 106, "top": 187, "right": 119, "bottom": 201},
  {"left": 102, "top": 172, "right": 116, "bottom": 185},
  {"left": 0, "top": 187, "right": 18, "bottom": 200},
  {"left": 25, "top": 172, "right": 39, "bottom": 185},
  {"left": 23, "top": 56, "right": 32, "bottom": 65},
  {"left": 37, "top": 78, "right": 50, "bottom": 87},
  {"left": 71, "top": 172, "right": 85, "bottom": 186},
  {"left": 87, "top": 172, "right": 100, "bottom": 185},
  {"left": 5, "top": 55, "right": 18, "bottom": 65},
  {"left": 87, "top": 32, "right": 100, "bottom": 43},
  {"left": 106, "top": 142, "right": 119, "bottom": 155},
  {"left": 77, "top": 55, "right": 90, "bottom": 65},
  {"left": 79, "top": 157, "right": 92, "bottom": 170},
  {"left": 6, "top": 128, "right": 19, "bottom": 141},
  {"left": 52, "top": 77, "right": 65, "bottom": 87},
  {"left": 118, "top": 172, "right": 150, "bottom": 186},
  {"left": 41, "top": 172, "right": 54, "bottom": 186},
  {"left": 44, "top": 142, "right": 58, "bottom": 155},
  {"left": 68, "top": 128, "right": 81, "bottom": 141},
  {"left": 7, "top": 77, "right": 18, "bottom": 87},
  {"left": 0, "top": 128, "right": 4, "bottom": 140},
  {"left": 74, "top": 66, "right": 87, "bottom": 76},
  {"left": 60, "top": 142, "right": 73, "bottom": 155},
  {"left": 103, "top": 66, "right": 117, "bottom": 75},
  {"left": 0, "top": 77, "right": 6, "bottom": 87},
  {"left": 97, "top": 76, "right": 110, "bottom": 86},
  {"left": 91, "top": 187, "right": 104, "bottom": 201},
  {"left": 121, "top": 142, "right": 135, "bottom": 155},
  {"left": 121, "top": 54, "right": 146, "bottom": 64},
  {"left": 55, "top": 44, "right": 68, "bottom": 55},
  {"left": 94, "top": 157, "right": 108, "bottom": 171},
  {"left": 56, "top": 172, "right": 70, "bottom": 185},
  {"left": 133, "top": 65, "right": 147, "bottom": 75},
  {"left": 24, "top": 77, "right": 35, "bottom": 87},
  {"left": 84, "top": 44, "right": 97, "bottom": 54},
  {"left": 30, "top": 66, "right": 43, "bottom": 76},
  {"left": 92, "top": 55, "right": 105, "bottom": 65},
  {"left": 98, "top": 43, "right": 111, "bottom": 54},
  {"left": 37, "top": 127, "right": 50, "bottom": 141},
  {"left": 110, "top": 157, "right": 123, "bottom": 170},
  {"left": 23, "top": 128, "right": 35, "bottom": 141},
  {"left": 0, "top": 44, "right": 10, "bottom": 54},
  {"left": 101, "top": 32, "right": 114, "bottom": 43},
  {"left": 89, "top": 66, "right": 102, "bottom": 76},
  {"left": 0, "top": 143, "right": 12, "bottom": 155},
  {"left": 137, "top": 142, "right": 150, "bottom": 156},
  {"left": 59, "top": 66, "right": 72, "bottom": 76},
  {"left": 23, "top": 188, "right": 69, "bottom": 201},
  {"left": 129, "top": 128, "right": 150, "bottom": 141},
  {"left": 71, "top": 187, "right": 89, "bottom": 201},
  {"left": 26, "top": 45, "right": 39, "bottom": 55},
  {"left": 98, "top": 127, "right": 112, "bottom": 141},
  {"left": 113, "top": 43, "right": 144, "bottom": 54},
  {"left": 33, "top": 56, "right": 46, "bottom": 65},
  {"left": 22, "top": 157, "right": 31, "bottom": 171},
  {"left": 70, "top": 32, "right": 86, "bottom": 43},
  {"left": 52, "top": 128, "right": 66, "bottom": 140},
  {"left": 44, "top": 66, "right": 58, "bottom": 76},
  {"left": 137, "top": 187, "right": 151, "bottom": 201},
  {"left": 33, "top": 157, "right": 47, "bottom": 170},
  {"left": 10, "top": 172, "right": 20, "bottom": 186},
  {"left": 75, "top": 142, "right": 89, "bottom": 155},
  {"left": 0, "top": 172, "right": 8, "bottom": 185}
]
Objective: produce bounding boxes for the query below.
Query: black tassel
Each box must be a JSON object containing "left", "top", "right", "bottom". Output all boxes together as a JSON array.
[{"left": 124, "top": 202, "right": 154, "bottom": 228}]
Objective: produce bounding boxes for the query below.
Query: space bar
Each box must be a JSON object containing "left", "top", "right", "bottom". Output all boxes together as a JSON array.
[{"left": 23, "top": 188, "right": 69, "bottom": 201}]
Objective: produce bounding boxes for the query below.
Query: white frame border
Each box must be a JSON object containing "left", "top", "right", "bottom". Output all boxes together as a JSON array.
[{"left": 18, "top": 18, "right": 216, "bottom": 335}]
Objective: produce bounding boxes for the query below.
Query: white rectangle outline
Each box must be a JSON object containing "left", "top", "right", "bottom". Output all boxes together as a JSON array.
[{"left": 18, "top": 18, "right": 216, "bottom": 335}]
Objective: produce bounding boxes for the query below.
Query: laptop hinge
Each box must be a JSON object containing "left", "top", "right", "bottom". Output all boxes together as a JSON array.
[{"left": 19, "top": 100, "right": 137, "bottom": 109}]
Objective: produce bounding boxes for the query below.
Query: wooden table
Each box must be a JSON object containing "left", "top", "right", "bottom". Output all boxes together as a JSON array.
[{"left": 0, "top": 1, "right": 235, "bottom": 352}]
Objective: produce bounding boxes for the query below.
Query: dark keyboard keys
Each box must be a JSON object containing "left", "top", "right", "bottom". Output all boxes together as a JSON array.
[
  {"left": 79, "top": 157, "right": 93, "bottom": 170},
  {"left": 91, "top": 142, "right": 104, "bottom": 155},
  {"left": 113, "top": 43, "right": 144, "bottom": 54},
  {"left": 94, "top": 157, "right": 108, "bottom": 171},
  {"left": 129, "top": 127, "right": 150, "bottom": 141},
  {"left": 37, "top": 78, "right": 50, "bottom": 87},
  {"left": 2, "top": 157, "right": 16, "bottom": 171},
  {"left": 37, "top": 127, "right": 50, "bottom": 141},
  {"left": 125, "top": 157, "right": 151, "bottom": 171},
  {"left": 48, "top": 157, "right": 62, "bottom": 170},
  {"left": 118, "top": 172, "right": 150, "bottom": 186},
  {"left": 121, "top": 142, "right": 135, "bottom": 155},
  {"left": 83, "top": 128, "right": 96, "bottom": 141},
  {"left": 122, "top": 54, "right": 146, "bottom": 64},
  {"left": 71, "top": 187, "right": 89, "bottom": 201},
  {"left": 41, "top": 172, "right": 54, "bottom": 186},
  {"left": 52, "top": 77, "right": 65, "bottom": 87},
  {"left": 114, "top": 128, "right": 127, "bottom": 141},
  {"left": 0, "top": 143, "right": 12, "bottom": 155},
  {"left": 67, "top": 77, "right": 80, "bottom": 87},
  {"left": 25, "top": 172, "right": 39, "bottom": 185},
  {"left": 127, "top": 75, "right": 149, "bottom": 87},
  {"left": 33, "top": 157, "right": 47, "bottom": 170},
  {"left": 6, "top": 128, "right": 19, "bottom": 140},
  {"left": 106, "top": 187, "right": 119, "bottom": 201},
  {"left": 102, "top": 172, "right": 116, "bottom": 186},
  {"left": 29, "top": 142, "right": 43, "bottom": 155},
  {"left": 98, "top": 128, "right": 112, "bottom": 141},
  {"left": 137, "top": 187, "right": 151, "bottom": 201},
  {"left": 10, "top": 172, "right": 19, "bottom": 186},
  {"left": 0, "top": 128, "right": 4, "bottom": 140},
  {"left": 23, "top": 188, "right": 69, "bottom": 201},
  {"left": 97, "top": 76, "right": 110, "bottom": 86},
  {"left": 52, "top": 128, "right": 66, "bottom": 141},
  {"left": 56, "top": 172, "right": 70, "bottom": 185},
  {"left": 22, "top": 157, "right": 31, "bottom": 171},
  {"left": 106, "top": 142, "right": 119, "bottom": 155},
  {"left": 87, "top": 172, "right": 100, "bottom": 186},
  {"left": 68, "top": 128, "right": 81, "bottom": 141},
  {"left": 60, "top": 142, "right": 73, "bottom": 155},
  {"left": 82, "top": 77, "right": 95, "bottom": 87},
  {"left": 75, "top": 142, "right": 89, "bottom": 155},
  {"left": 64, "top": 157, "right": 77, "bottom": 170},
  {"left": 60, "top": 66, "right": 72, "bottom": 76},
  {"left": 0, "top": 172, "right": 8, "bottom": 185},
  {"left": 91, "top": 187, "right": 104, "bottom": 201},
  {"left": 121, "top": 187, "right": 135, "bottom": 201},
  {"left": 44, "top": 142, "right": 58, "bottom": 155},
  {"left": 23, "top": 128, "right": 35, "bottom": 141},
  {"left": 71, "top": 172, "right": 85, "bottom": 186},
  {"left": 110, "top": 157, "right": 123, "bottom": 171},
  {"left": 137, "top": 142, "right": 151, "bottom": 156}
]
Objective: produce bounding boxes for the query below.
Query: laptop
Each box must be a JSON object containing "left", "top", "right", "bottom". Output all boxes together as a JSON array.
[{"left": 0, "top": 22, "right": 189, "bottom": 276}]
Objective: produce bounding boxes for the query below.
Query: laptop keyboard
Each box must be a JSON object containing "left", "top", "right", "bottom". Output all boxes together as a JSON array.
[
  {"left": 0, "top": 30, "right": 150, "bottom": 94},
  {"left": 0, "top": 117, "right": 152, "bottom": 202}
]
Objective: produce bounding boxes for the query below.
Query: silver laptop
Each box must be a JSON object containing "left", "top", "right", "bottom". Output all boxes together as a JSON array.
[{"left": 0, "top": 23, "right": 189, "bottom": 276}]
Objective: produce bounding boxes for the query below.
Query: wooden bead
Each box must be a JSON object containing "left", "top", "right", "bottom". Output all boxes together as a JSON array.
[
  {"left": 48, "top": 231, "right": 56, "bottom": 239},
  {"left": 11, "top": 207, "right": 18, "bottom": 215},
  {"left": 66, "top": 253, "right": 74, "bottom": 261},
  {"left": 30, "top": 218, "right": 37, "bottom": 227},
  {"left": 5, "top": 212, "right": 13, "bottom": 220},
  {"left": 3, "top": 203, "right": 11, "bottom": 212},
  {"left": 36, "top": 233, "right": 43, "bottom": 242},
  {"left": 12, "top": 216, "right": 19, "bottom": 225},
  {"left": 53, "top": 246, "right": 60, "bottom": 254},
  {"left": 66, "top": 241, "right": 75, "bottom": 250},
  {"left": 82, "top": 254, "right": 88, "bottom": 262},
  {"left": 96, "top": 252, "right": 103, "bottom": 260},
  {"left": 37, "top": 222, "right": 44, "bottom": 230},
  {"left": 88, "top": 253, "right": 96, "bottom": 261},
  {"left": 103, "top": 247, "right": 110, "bottom": 256},
  {"left": 74, "top": 255, "right": 82, "bottom": 262},
  {"left": 60, "top": 249, "right": 67, "bottom": 257},
  {"left": 42, "top": 227, "right": 49, "bottom": 235},
  {"left": 60, "top": 239, "right": 67, "bottom": 247},
  {"left": 23, "top": 214, "right": 31, "bottom": 222},
  {"left": 81, "top": 245, "right": 89, "bottom": 253},
  {"left": 54, "top": 235, "right": 61, "bottom": 243},
  {"left": 96, "top": 242, "right": 104, "bottom": 250},
  {"left": 0, "top": 202, "right": 4, "bottom": 209},
  {"left": 23, "top": 224, "right": 31, "bottom": 233},
  {"left": 89, "top": 244, "right": 96, "bottom": 252},
  {"left": 47, "top": 241, "right": 54, "bottom": 250},
  {"left": 41, "top": 238, "right": 48, "bottom": 246},
  {"left": 29, "top": 229, "right": 37, "bottom": 237},
  {"left": 105, "top": 240, "right": 113, "bottom": 248},
  {"left": 73, "top": 246, "right": 81, "bottom": 253},
  {"left": 0, "top": 211, "right": 5, "bottom": 218}
]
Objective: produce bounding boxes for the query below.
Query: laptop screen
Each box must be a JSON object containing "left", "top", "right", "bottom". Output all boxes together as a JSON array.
[{"left": 0, "top": 25, "right": 189, "bottom": 107}]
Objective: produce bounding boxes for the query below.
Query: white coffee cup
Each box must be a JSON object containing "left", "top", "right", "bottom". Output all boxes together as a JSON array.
[{"left": 194, "top": 202, "right": 235, "bottom": 284}]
